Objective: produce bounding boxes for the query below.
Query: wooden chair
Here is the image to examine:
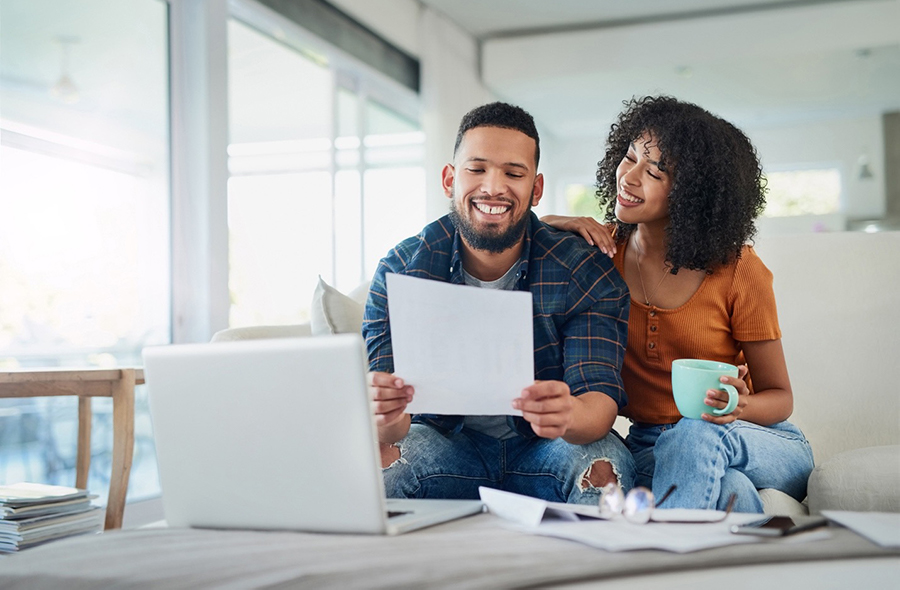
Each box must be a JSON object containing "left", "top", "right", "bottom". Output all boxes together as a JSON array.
[{"left": 0, "top": 368, "right": 141, "bottom": 530}]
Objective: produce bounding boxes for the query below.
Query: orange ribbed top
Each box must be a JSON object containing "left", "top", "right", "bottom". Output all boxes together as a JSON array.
[{"left": 614, "top": 242, "right": 781, "bottom": 424}]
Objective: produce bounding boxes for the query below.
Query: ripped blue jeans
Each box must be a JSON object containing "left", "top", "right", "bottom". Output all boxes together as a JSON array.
[{"left": 382, "top": 423, "right": 635, "bottom": 505}]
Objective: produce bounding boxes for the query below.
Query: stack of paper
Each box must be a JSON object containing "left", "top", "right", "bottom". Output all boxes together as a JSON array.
[{"left": 0, "top": 482, "right": 103, "bottom": 553}]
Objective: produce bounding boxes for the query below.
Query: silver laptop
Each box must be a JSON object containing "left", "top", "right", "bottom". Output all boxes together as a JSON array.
[{"left": 142, "top": 334, "right": 483, "bottom": 534}]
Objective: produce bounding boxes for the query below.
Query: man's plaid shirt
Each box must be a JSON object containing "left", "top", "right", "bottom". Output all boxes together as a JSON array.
[{"left": 363, "top": 212, "right": 630, "bottom": 438}]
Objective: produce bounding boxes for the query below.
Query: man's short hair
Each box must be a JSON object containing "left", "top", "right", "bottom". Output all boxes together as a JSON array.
[{"left": 453, "top": 102, "right": 540, "bottom": 167}]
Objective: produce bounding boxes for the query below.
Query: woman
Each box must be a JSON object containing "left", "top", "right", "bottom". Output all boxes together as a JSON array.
[{"left": 543, "top": 96, "right": 813, "bottom": 513}]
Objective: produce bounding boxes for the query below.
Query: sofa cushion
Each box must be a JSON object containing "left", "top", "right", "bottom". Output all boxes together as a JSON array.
[
  {"left": 210, "top": 323, "right": 312, "bottom": 342},
  {"left": 807, "top": 445, "right": 900, "bottom": 515},
  {"left": 759, "top": 488, "right": 808, "bottom": 516},
  {"left": 310, "top": 276, "right": 369, "bottom": 335}
]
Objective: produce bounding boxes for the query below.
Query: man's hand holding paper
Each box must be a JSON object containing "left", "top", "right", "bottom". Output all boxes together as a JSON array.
[{"left": 513, "top": 381, "right": 575, "bottom": 439}]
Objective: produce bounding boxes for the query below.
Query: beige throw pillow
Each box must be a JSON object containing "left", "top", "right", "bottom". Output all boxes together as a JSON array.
[{"left": 310, "top": 276, "right": 369, "bottom": 335}]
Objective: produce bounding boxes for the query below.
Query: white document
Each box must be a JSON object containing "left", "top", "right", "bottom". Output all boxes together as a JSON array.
[
  {"left": 526, "top": 517, "right": 763, "bottom": 553},
  {"left": 479, "top": 487, "right": 599, "bottom": 528},
  {"left": 479, "top": 487, "right": 765, "bottom": 553},
  {"left": 386, "top": 273, "right": 533, "bottom": 415},
  {"left": 823, "top": 510, "right": 900, "bottom": 548}
]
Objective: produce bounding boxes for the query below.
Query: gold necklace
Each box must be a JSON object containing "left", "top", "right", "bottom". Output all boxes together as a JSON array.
[{"left": 633, "top": 238, "right": 669, "bottom": 306}]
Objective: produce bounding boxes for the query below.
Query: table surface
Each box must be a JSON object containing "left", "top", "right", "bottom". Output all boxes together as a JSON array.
[
  {"left": 0, "top": 368, "right": 144, "bottom": 386},
  {"left": 0, "top": 512, "right": 897, "bottom": 589}
]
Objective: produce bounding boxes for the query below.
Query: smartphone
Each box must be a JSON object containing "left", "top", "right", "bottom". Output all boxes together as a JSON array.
[{"left": 730, "top": 515, "right": 828, "bottom": 537}]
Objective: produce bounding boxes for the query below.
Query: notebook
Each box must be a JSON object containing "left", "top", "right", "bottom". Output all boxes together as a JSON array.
[{"left": 142, "top": 334, "right": 483, "bottom": 535}]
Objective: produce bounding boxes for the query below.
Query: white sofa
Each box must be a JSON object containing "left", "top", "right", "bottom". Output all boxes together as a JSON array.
[
  {"left": 212, "top": 231, "right": 900, "bottom": 516},
  {"left": 753, "top": 231, "right": 900, "bottom": 515}
]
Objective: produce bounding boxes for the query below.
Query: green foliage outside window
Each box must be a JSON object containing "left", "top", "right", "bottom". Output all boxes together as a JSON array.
[
  {"left": 763, "top": 169, "right": 841, "bottom": 217},
  {"left": 565, "top": 184, "right": 603, "bottom": 219}
]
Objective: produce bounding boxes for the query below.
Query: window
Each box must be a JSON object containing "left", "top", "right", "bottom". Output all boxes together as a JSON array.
[
  {"left": 563, "top": 183, "right": 603, "bottom": 219},
  {"left": 0, "top": 0, "right": 423, "bottom": 508},
  {"left": 227, "top": 20, "right": 335, "bottom": 326},
  {"left": 763, "top": 168, "right": 841, "bottom": 217},
  {"left": 0, "top": 0, "right": 169, "bottom": 501},
  {"left": 360, "top": 99, "right": 426, "bottom": 279},
  {"left": 227, "top": 18, "right": 424, "bottom": 326}
]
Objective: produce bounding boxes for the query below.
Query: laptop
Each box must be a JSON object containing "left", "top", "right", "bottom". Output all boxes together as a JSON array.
[{"left": 142, "top": 334, "right": 483, "bottom": 535}]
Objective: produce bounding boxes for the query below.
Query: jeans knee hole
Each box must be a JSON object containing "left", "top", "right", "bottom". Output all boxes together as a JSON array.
[
  {"left": 380, "top": 443, "right": 402, "bottom": 469},
  {"left": 580, "top": 459, "right": 618, "bottom": 491}
]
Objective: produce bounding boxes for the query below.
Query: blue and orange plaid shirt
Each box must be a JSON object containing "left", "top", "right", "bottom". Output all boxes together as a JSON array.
[{"left": 363, "top": 212, "right": 630, "bottom": 438}]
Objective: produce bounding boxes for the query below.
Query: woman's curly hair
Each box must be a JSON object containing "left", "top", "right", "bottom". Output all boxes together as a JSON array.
[{"left": 596, "top": 96, "right": 767, "bottom": 273}]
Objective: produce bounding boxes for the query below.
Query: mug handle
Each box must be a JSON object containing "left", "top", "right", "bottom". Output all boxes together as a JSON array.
[{"left": 711, "top": 383, "right": 738, "bottom": 416}]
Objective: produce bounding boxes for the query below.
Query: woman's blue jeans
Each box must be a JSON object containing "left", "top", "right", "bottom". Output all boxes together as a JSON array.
[
  {"left": 383, "top": 423, "right": 635, "bottom": 505},
  {"left": 627, "top": 419, "right": 814, "bottom": 513}
]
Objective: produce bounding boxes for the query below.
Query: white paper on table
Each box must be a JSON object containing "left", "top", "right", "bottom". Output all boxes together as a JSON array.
[
  {"left": 823, "top": 510, "right": 900, "bottom": 548},
  {"left": 650, "top": 508, "right": 742, "bottom": 523},
  {"left": 479, "top": 487, "right": 598, "bottom": 527},
  {"left": 386, "top": 273, "right": 533, "bottom": 415},
  {"left": 529, "top": 517, "right": 763, "bottom": 553},
  {"left": 479, "top": 486, "right": 766, "bottom": 553}
]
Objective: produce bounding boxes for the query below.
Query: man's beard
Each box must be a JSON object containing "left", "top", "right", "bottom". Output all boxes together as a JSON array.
[{"left": 449, "top": 197, "right": 531, "bottom": 254}]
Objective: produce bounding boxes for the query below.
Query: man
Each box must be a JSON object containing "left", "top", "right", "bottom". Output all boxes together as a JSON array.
[{"left": 363, "top": 102, "right": 633, "bottom": 504}]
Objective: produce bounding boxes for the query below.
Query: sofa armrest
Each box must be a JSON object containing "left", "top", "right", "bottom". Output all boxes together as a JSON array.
[{"left": 807, "top": 445, "right": 900, "bottom": 515}]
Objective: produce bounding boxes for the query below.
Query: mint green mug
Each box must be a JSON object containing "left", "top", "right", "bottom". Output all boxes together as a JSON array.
[{"left": 671, "top": 359, "right": 739, "bottom": 420}]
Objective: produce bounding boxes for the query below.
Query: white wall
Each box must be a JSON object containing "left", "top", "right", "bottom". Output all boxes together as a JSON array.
[
  {"left": 418, "top": 9, "right": 494, "bottom": 221},
  {"left": 481, "top": 0, "right": 900, "bottom": 137},
  {"left": 484, "top": 0, "right": 899, "bottom": 83},
  {"left": 748, "top": 115, "right": 886, "bottom": 221}
]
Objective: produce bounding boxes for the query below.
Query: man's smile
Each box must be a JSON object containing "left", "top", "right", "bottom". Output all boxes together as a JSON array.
[{"left": 472, "top": 200, "right": 512, "bottom": 217}]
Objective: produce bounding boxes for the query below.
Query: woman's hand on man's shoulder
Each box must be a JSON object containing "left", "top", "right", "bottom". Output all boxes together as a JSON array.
[{"left": 541, "top": 215, "right": 616, "bottom": 258}]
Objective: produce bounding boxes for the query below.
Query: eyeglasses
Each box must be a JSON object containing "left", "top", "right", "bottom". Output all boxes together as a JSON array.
[
  {"left": 598, "top": 484, "right": 737, "bottom": 524},
  {"left": 597, "top": 483, "right": 674, "bottom": 523}
]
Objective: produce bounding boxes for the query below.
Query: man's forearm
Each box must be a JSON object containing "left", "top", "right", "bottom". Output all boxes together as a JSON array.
[
  {"left": 562, "top": 392, "right": 618, "bottom": 445},
  {"left": 378, "top": 413, "right": 411, "bottom": 445}
]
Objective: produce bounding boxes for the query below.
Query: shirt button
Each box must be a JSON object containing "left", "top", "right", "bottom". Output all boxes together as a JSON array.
[
  {"left": 649, "top": 310, "right": 657, "bottom": 317},
  {"left": 648, "top": 342, "right": 656, "bottom": 349},
  {"left": 650, "top": 325, "right": 657, "bottom": 332}
]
